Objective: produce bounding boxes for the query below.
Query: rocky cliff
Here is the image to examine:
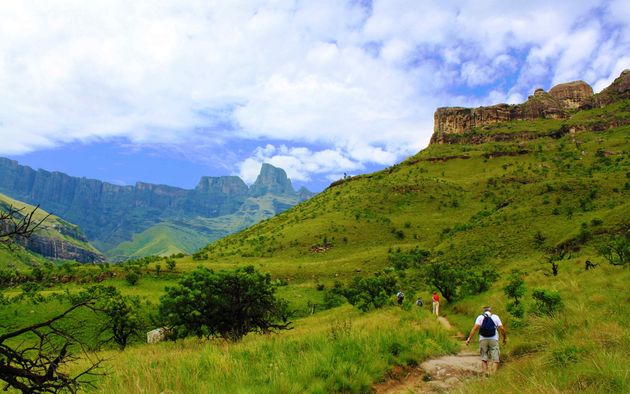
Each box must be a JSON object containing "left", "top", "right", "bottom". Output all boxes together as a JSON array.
[
  {"left": 431, "top": 70, "right": 629, "bottom": 144},
  {"left": 0, "top": 193, "right": 105, "bottom": 263},
  {"left": 0, "top": 161, "right": 314, "bottom": 256}
]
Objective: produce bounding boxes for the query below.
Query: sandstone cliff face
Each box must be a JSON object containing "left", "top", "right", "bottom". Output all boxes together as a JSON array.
[{"left": 431, "top": 70, "right": 628, "bottom": 144}]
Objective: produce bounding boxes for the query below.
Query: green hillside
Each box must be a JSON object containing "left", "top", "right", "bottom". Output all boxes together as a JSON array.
[
  {"left": 185, "top": 100, "right": 629, "bottom": 392},
  {"left": 0, "top": 193, "right": 104, "bottom": 266}
]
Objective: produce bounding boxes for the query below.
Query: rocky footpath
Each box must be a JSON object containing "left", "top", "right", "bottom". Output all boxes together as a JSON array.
[{"left": 431, "top": 70, "right": 630, "bottom": 144}]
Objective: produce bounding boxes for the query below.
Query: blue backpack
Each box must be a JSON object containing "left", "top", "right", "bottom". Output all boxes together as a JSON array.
[{"left": 479, "top": 314, "right": 496, "bottom": 337}]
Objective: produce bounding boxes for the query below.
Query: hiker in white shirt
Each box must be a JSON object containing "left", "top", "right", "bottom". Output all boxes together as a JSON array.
[{"left": 465, "top": 306, "right": 507, "bottom": 374}]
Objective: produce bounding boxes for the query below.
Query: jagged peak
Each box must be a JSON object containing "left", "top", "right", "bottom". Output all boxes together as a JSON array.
[{"left": 249, "top": 163, "right": 294, "bottom": 197}]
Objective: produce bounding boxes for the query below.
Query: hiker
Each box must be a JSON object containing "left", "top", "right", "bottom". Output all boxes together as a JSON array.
[
  {"left": 432, "top": 292, "right": 439, "bottom": 316},
  {"left": 416, "top": 298, "right": 423, "bottom": 307},
  {"left": 396, "top": 291, "right": 405, "bottom": 305},
  {"left": 465, "top": 306, "right": 507, "bottom": 374}
]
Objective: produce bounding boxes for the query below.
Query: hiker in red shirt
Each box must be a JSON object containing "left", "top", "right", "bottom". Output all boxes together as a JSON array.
[{"left": 432, "top": 292, "right": 440, "bottom": 316}]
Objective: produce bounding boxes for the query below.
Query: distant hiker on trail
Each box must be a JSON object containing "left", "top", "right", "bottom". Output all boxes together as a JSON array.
[
  {"left": 432, "top": 292, "right": 439, "bottom": 316},
  {"left": 465, "top": 306, "right": 507, "bottom": 375},
  {"left": 416, "top": 298, "right": 423, "bottom": 307},
  {"left": 397, "top": 291, "right": 405, "bottom": 305}
]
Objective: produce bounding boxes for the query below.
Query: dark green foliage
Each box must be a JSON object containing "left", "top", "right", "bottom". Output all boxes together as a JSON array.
[
  {"left": 532, "top": 288, "right": 563, "bottom": 315},
  {"left": 342, "top": 273, "right": 397, "bottom": 312},
  {"left": 125, "top": 271, "right": 140, "bottom": 286},
  {"left": 192, "top": 251, "right": 208, "bottom": 261},
  {"left": 504, "top": 270, "right": 526, "bottom": 318},
  {"left": 597, "top": 228, "right": 629, "bottom": 267},
  {"left": 166, "top": 259, "right": 176, "bottom": 271},
  {"left": 388, "top": 247, "right": 430, "bottom": 270},
  {"left": 158, "top": 266, "right": 291, "bottom": 341},
  {"left": 423, "top": 260, "right": 498, "bottom": 303},
  {"left": 322, "top": 282, "right": 346, "bottom": 309}
]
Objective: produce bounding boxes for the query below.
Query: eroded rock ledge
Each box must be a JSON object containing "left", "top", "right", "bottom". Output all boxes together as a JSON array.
[{"left": 430, "top": 70, "right": 629, "bottom": 144}]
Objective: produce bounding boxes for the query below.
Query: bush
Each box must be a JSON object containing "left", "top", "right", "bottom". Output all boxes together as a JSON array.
[
  {"left": 158, "top": 266, "right": 291, "bottom": 341},
  {"left": 597, "top": 229, "right": 629, "bottom": 267},
  {"left": 387, "top": 247, "right": 430, "bottom": 270},
  {"left": 322, "top": 282, "right": 346, "bottom": 309},
  {"left": 532, "top": 288, "right": 563, "bottom": 315},
  {"left": 125, "top": 271, "right": 140, "bottom": 286}
]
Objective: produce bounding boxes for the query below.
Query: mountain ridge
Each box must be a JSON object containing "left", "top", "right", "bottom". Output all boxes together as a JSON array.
[{"left": 0, "top": 160, "right": 314, "bottom": 258}]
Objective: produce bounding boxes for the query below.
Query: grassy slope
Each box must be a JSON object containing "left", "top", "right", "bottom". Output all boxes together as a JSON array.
[
  {"left": 182, "top": 102, "right": 628, "bottom": 392},
  {"left": 0, "top": 193, "right": 101, "bottom": 268}
]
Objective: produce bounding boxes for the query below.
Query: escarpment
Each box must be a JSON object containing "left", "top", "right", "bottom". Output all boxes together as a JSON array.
[{"left": 431, "top": 70, "right": 629, "bottom": 144}]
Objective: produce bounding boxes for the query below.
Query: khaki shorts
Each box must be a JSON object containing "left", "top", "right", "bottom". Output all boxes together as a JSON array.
[{"left": 479, "top": 339, "right": 500, "bottom": 362}]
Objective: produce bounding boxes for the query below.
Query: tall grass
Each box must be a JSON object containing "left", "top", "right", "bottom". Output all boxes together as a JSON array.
[{"left": 83, "top": 306, "right": 458, "bottom": 393}]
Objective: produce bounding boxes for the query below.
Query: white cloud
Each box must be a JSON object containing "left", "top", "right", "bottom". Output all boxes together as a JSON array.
[
  {"left": 238, "top": 144, "right": 364, "bottom": 184},
  {"left": 0, "top": 0, "right": 628, "bottom": 183}
]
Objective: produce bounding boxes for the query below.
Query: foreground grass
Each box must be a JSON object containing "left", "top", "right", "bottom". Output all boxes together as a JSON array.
[
  {"left": 446, "top": 259, "right": 630, "bottom": 394},
  {"left": 82, "top": 306, "right": 457, "bottom": 393}
]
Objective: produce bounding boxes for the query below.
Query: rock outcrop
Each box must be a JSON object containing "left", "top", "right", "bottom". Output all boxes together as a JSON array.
[
  {"left": 16, "top": 234, "right": 105, "bottom": 263},
  {"left": 548, "top": 81, "right": 593, "bottom": 109},
  {"left": 431, "top": 70, "right": 629, "bottom": 144}
]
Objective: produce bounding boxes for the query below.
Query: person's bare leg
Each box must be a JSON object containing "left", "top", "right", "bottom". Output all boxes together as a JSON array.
[
  {"left": 481, "top": 360, "right": 488, "bottom": 374},
  {"left": 490, "top": 362, "right": 499, "bottom": 373}
]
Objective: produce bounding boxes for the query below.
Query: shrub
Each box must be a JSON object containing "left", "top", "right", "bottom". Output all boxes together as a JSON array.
[
  {"left": 504, "top": 270, "right": 526, "bottom": 318},
  {"left": 158, "top": 266, "right": 291, "bottom": 341},
  {"left": 125, "top": 271, "right": 140, "bottom": 286},
  {"left": 387, "top": 247, "right": 430, "bottom": 270},
  {"left": 532, "top": 288, "right": 563, "bottom": 315},
  {"left": 322, "top": 282, "right": 346, "bottom": 309}
]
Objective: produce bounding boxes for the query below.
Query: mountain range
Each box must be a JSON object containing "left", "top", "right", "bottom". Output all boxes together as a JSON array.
[{"left": 0, "top": 162, "right": 314, "bottom": 260}]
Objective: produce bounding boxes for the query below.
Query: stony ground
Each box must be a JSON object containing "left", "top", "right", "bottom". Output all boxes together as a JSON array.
[{"left": 374, "top": 316, "right": 486, "bottom": 394}]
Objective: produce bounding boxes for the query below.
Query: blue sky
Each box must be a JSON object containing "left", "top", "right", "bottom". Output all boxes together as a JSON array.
[{"left": 0, "top": 0, "right": 628, "bottom": 192}]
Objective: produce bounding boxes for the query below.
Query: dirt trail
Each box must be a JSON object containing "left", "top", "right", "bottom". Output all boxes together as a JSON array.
[{"left": 374, "top": 316, "right": 483, "bottom": 394}]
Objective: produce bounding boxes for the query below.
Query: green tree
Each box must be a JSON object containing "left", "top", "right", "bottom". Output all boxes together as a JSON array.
[
  {"left": 342, "top": 272, "right": 397, "bottom": 312},
  {"left": 504, "top": 270, "right": 526, "bottom": 318},
  {"left": 158, "top": 266, "right": 291, "bottom": 341},
  {"left": 597, "top": 229, "right": 629, "bottom": 267},
  {"left": 166, "top": 259, "right": 176, "bottom": 272}
]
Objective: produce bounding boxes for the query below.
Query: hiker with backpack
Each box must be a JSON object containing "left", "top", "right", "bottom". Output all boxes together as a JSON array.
[
  {"left": 465, "top": 306, "right": 507, "bottom": 374},
  {"left": 396, "top": 291, "right": 405, "bottom": 305}
]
